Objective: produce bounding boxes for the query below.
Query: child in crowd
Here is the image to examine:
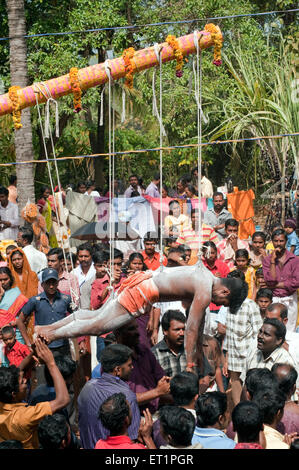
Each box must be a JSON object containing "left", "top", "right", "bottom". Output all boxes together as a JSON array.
[
  {"left": 249, "top": 231, "right": 267, "bottom": 269},
  {"left": 232, "top": 249, "right": 256, "bottom": 300},
  {"left": 2, "top": 325, "right": 31, "bottom": 368},
  {"left": 255, "top": 288, "right": 273, "bottom": 319},
  {"left": 255, "top": 267, "right": 267, "bottom": 289},
  {"left": 284, "top": 219, "right": 299, "bottom": 256}
]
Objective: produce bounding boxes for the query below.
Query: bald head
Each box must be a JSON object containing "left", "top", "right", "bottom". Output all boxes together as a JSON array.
[
  {"left": 271, "top": 363, "right": 298, "bottom": 399},
  {"left": 265, "top": 303, "right": 288, "bottom": 326}
]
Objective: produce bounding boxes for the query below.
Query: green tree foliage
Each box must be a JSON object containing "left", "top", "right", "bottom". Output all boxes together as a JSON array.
[{"left": 0, "top": 1, "right": 297, "bottom": 195}]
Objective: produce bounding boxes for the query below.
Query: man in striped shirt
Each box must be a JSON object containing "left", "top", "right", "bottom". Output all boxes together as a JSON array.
[{"left": 176, "top": 209, "right": 219, "bottom": 263}]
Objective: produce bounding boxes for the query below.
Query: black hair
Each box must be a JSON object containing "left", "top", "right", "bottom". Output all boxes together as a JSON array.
[
  {"left": 290, "top": 438, "right": 299, "bottom": 450},
  {"left": 127, "top": 252, "right": 147, "bottom": 271},
  {"left": 271, "top": 229, "right": 287, "bottom": 242},
  {"left": 252, "top": 231, "right": 266, "bottom": 242},
  {"left": 226, "top": 270, "right": 245, "bottom": 281},
  {"left": 0, "top": 366, "right": 20, "bottom": 403},
  {"left": 77, "top": 243, "right": 93, "bottom": 255},
  {"left": 66, "top": 252, "right": 77, "bottom": 264},
  {"left": 1, "top": 325, "right": 15, "bottom": 337},
  {"left": 0, "top": 267, "right": 14, "bottom": 289},
  {"left": 153, "top": 173, "right": 160, "bottom": 181},
  {"left": 256, "top": 288, "right": 273, "bottom": 301},
  {"left": 186, "top": 184, "right": 197, "bottom": 196},
  {"left": 143, "top": 232, "right": 158, "bottom": 242},
  {"left": 252, "top": 387, "right": 286, "bottom": 425},
  {"left": 271, "top": 363, "right": 298, "bottom": 397},
  {"left": 44, "top": 355, "right": 77, "bottom": 387},
  {"left": 0, "top": 439, "right": 23, "bottom": 449},
  {"left": 232, "top": 401, "right": 263, "bottom": 443},
  {"left": 220, "top": 277, "right": 248, "bottom": 313},
  {"left": 225, "top": 218, "right": 239, "bottom": 229},
  {"left": 213, "top": 192, "right": 224, "bottom": 199},
  {"left": 113, "top": 248, "right": 124, "bottom": 261},
  {"left": 18, "top": 226, "right": 34, "bottom": 244},
  {"left": 235, "top": 249, "right": 249, "bottom": 260},
  {"left": 0, "top": 186, "right": 9, "bottom": 196},
  {"left": 99, "top": 392, "right": 130, "bottom": 434},
  {"left": 244, "top": 368, "right": 278, "bottom": 398},
  {"left": 162, "top": 183, "right": 168, "bottom": 193},
  {"left": 100, "top": 344, "right": 133, "bottom": 373},
  {"left": 159, "top": 406, "right": 195, "bottom": 447},
  {"left": 77, "top": 181, "right": 87, "bottom": 188},
  {"left": 266, "top": 302, "right": 288, "bottom": 320},
  {"left": 6, "top": 245, "right": 17, "bottom": 252},
  {"left": 10, "top": 249, "right": 23, "bottom": 259},
  {"left": 161, "top": 310, "right": 186, "bottom": 332},
  {"left": 38, "top": 414, "right": 69, "bottom": 449},
  {"left": 8, "top": 175, "right": 17, "bottom": 185},
  {"left": 92, "top": 250, "right": 110, "bottom": 264},
  {"left": 47, "top": 247, "right": 64, "bottom": 261},
  {"left": 263, "top": 317, "right": 286, "bottom": 343},
  {"left": 40, "top": 185, "right": 51, "bottom": 197},
  {"left": 129, "top": 174, "right": 138, "bottom": 180},
  {"left": 195, "top": 392, "right": 227, "bottom": 427},
  {"left": 170, "top": 372, "right": 199, "bottom": 406},
  {"left": 202, "top": 241, "right": 217, "bottom": 252}
]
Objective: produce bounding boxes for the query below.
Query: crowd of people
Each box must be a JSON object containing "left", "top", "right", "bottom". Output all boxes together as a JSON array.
[{"left": 0, "top": 170, "right": 298, "bottom": 451}]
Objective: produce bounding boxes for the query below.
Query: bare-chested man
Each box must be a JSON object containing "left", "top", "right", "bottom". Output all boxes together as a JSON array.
[{"left": 35, "top": 264, "right": 247, "bottom": 373}]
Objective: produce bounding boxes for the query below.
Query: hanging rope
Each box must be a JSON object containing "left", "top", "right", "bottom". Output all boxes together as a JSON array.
[
  {"left": 33, "top": 83, "right": 78, "bottom": 312},
  {"left": 194, "top": 31, "right": 204, "bottom": 263},
  {"left": 152, "top": 43, "right": 165, "bottom": 269},
  {"left": 104, "top": 60, "right": 115, "bottom": 294}
]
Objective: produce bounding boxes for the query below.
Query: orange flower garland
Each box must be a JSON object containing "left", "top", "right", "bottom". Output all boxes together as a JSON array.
[
  {"left": 8, "top": 86, "right": 22, "bottom": 129},
  {"left": 69, "top": 67, "right": 82, "bottom": 112},
  {"left": 122, "top": 47, "right": 136, "bottom": 89},
  {"left": 166, "top": 35, "right": 184, "bottom": 77},
  {"left": 204, "top": 24, "right": 223, "bottom": 66}
]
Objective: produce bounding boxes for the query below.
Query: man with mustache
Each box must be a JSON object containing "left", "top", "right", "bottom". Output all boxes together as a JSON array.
[
  {"left": 262, "top": 229, "right": 299, "bottom": 332},
  {"left": 240, "top": 318, "right": 297, "bottom": 384}
]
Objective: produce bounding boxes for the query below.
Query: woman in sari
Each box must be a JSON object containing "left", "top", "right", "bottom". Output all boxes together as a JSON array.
[
  {"left": 8, "top": 248, "right": 38, "bottom": 343},
  {"left": 0, "top": 267, "right": 28, "bottom": 346}
]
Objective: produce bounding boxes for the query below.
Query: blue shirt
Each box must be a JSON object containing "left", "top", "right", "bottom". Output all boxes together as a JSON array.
[
  {"left": 22, "top": 290, "right": 72, "bottom": 349},
  {"left": 78, "top": 372, "right": 140, "bottom": 449},
  {"left": 287, "top": 231, "right": 299, "bottom": 256},
  {"left": 192, "top": 427, "right": 236, "bottom": 449}
]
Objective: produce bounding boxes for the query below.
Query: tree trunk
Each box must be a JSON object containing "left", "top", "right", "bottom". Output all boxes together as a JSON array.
[{"left": 6, "top": 0, "right": 35, "bottom": 207}]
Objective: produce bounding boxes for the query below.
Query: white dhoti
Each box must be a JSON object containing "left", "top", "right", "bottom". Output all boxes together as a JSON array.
[{"left": 273, "top": 292, "right": 298, "bottom": 332}]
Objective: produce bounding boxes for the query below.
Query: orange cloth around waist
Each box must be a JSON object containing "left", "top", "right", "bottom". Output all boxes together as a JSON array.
[{"left": 118, "top": 277, "right": 159, "bottom": 316}]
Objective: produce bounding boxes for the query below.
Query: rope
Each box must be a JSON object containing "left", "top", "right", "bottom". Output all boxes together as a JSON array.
[
  {"left": 152, "top": 43, "right": 165, "bottom": 269},
  {"left": 33, "top": 83, "right": 78, "bottom": 312},
  {"left": 1, "top": 132, "right": 298, "bottom": 167},
  {"left": 1, "top": 9, "right": 298, "bottom": 41},
  {"left": 104, "top": 60, "right": 115, "bottom": 294},
  {"left": 194, "top": 31, "right": 203, "bottom": 262}
]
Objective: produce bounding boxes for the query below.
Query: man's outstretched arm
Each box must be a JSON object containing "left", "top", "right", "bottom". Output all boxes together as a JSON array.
[{"left": 184, "top": 293, "right": 210, "bottom": 373}]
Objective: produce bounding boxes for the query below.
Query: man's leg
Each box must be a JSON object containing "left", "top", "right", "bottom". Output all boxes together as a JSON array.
[
  {"left": 229, "top": 370, "right": 242, "bottom": 406},
  {"left": 35, "top": 299, "right": 133, "bottom": 343}
]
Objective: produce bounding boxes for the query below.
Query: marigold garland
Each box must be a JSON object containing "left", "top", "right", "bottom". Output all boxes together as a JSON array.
[
  {"left": 8, "top": 86, "right": 22, "bottom": 129},
  {"left": 166, "top": 35, "right": 184, "bottom": 77},
  {"left": 122, "top": 47, "right": 136, "bottom": 88},
  {"left": 69, "top": 67, "right": 82, "bottom": 112},
  {"left": 204, "top": 23, "right": 223, "bottom": 66}
]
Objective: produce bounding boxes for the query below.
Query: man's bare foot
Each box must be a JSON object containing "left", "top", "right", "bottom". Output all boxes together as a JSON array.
[{"left": 34, "top": 325, "right": 55, "bottom": 344}]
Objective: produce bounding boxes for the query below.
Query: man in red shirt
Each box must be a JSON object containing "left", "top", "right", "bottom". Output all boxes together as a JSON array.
[
  {"left": 141, "top": 233, "right": 167, "bottom": 271},
  {"left": 2, "top": 325, "right": 30, "bottom": 368},
  {"left": 95, "top": 392, "right": 155, "bottom": 449}
]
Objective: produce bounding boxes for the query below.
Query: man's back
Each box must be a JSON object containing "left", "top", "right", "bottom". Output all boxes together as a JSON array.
[
  {"left": 23, "top": 244, "right": 47, "bottom": 274},
  {"left": 78, "top": 373, "right": 140, "bottom": 449}
]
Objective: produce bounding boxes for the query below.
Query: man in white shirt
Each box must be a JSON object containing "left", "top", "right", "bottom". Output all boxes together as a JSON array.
[
  {"left": 16, "top": 226, "right": 47, "bottom": 274},
  {"left": 124, "top": 175, "right": 143, "bottom": 198},
  {"left": 240, "top": 318, "right": 297, "bottom": 384},
  {"left": 265, "top": 302, "right": 299, "bottom": 390},
  {"left": 73, "top": 243, "right": 96, "bottom": 293},
  {"left": 0, "top": 186, "right": 19, "bottom": 241}
]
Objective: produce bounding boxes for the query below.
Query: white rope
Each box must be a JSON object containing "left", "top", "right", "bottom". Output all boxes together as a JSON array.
[
  {"left": 33, "top": 84, "right": 78, "bottom": 312},
  {"left": 194, "top": 31, "right": 203, "bottom": 262},
  {"left": 152, "top": 44, "right": 165, "bottom": 269},
  {"left": 104, "top": 60, "right": 115, "bottom": 294},
  {"left": 152, "top": 44, "right": 166, "bottom": 138},
  {"left": 99, "top": 85, "right": 105, "bottom": 127},
  {"left": 121, "top": 87, "right": 126, "bottom": 123}
]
